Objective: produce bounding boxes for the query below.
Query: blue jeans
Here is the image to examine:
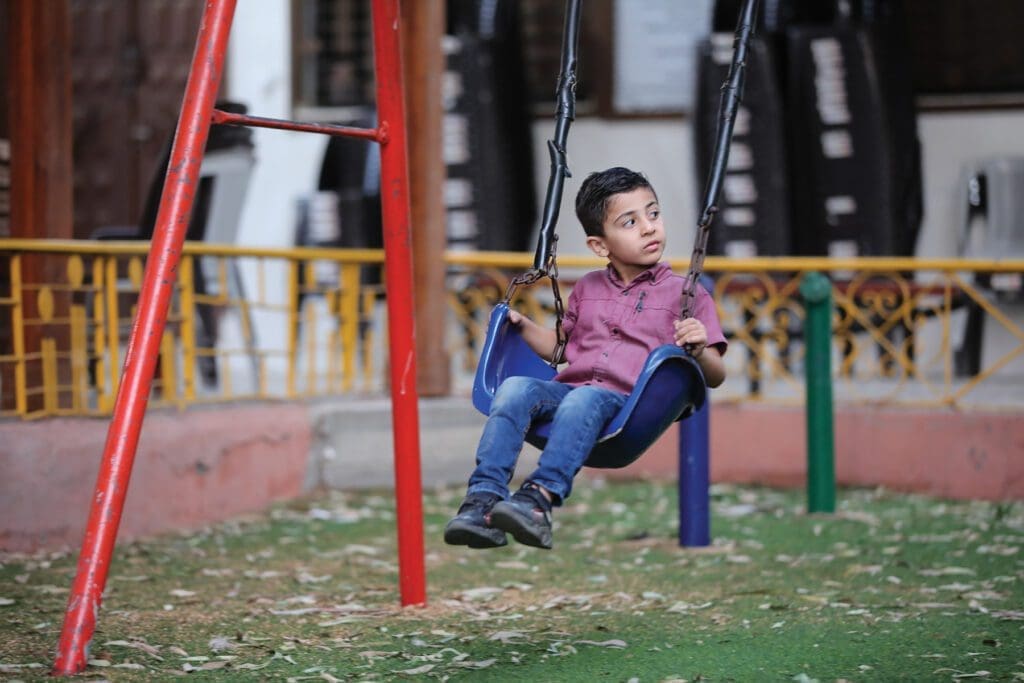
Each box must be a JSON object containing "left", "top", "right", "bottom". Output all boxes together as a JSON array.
[{"left": 467, "top": 376, "right": 627, "bottom": 505}]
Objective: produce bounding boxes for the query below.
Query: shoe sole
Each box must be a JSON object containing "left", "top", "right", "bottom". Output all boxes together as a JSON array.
[
  {"left": 443, "top": 519, "right": 507, "bottom": 549},
  {"left": 489, "top": 502, "right": 553, "bottom": 549}
]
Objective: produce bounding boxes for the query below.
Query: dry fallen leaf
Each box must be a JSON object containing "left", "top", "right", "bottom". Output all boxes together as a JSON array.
[
  {"left": 394, "top": 663, "right": 435, "bottom": 675},
  {"left": 667, "top": 600, "right": 712, "bottom": 613},
  {"left": 459, "top": 586, "right": 504, "bottom": 602},
  {"left": 234, "top": 661, "right": 271, "bottom": 671},
  {"left": 990, "top": 610, "right": 1024, "bottom": 621},
  {"left": 208, "top": 636, "right": 236, "bottom": 652},
  {"left": 488, "top": 630, "right": 530, "bottom": 644},
  {"left": 103, "top": 640, "right": 163, "bottom": 660},
  {"left": 0, "top": 663, "right": 45, "bottom": 673},
  {"left": 454, "top": 658, "right": 497, "bottom": 670},
  {"left": 933, "top": 669, "right": 991, "bottom": 679},
  {"left": 575, "top": 639, "right": 627, "bottom": 648},
  {"left": 975, "top": 545, "right": 1018, "bottom": 556},
  {"left": 918, "top": 567, "right": 976, "bottom": 577}
]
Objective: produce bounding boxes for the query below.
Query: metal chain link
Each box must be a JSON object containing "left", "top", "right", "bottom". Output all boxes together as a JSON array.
[
  {"left": 680, "top": 208, "right": 716, "bottom": 320},
  {"left": 548, "top": 235, "right": 567, "bottom": 365},
  {"left": 501, "top": 234, "right": 566, "bottom": 367}
]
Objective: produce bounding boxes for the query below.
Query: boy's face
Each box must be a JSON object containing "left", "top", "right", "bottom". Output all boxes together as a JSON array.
[{"left": 585, "top": 187, "right": 665, "bottom": 283}]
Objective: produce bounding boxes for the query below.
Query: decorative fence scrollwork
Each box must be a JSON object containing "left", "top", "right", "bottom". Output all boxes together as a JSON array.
[{"left": 2, "top": 241, "right": 1022, "bottom": 418}]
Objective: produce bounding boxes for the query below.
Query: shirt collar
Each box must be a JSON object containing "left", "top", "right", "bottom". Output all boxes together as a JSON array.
[{"left": 605, "top": 262, "right": 672, "bottom": 290}]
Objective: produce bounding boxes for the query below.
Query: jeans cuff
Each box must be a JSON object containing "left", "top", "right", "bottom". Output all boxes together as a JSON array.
[{"left": 467, "top": 484, "right": 508, "bottom": 501}]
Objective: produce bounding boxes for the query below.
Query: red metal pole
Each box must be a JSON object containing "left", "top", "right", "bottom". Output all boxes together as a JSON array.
[
  {"left": 371, "top": 0, "right": 427, "bottom": 606},
  {"left": 52, "top": 0, "right": 236, "bottom": 674},
  {"left": 211, "top": 108, "right": 383, "bottom": 141}
]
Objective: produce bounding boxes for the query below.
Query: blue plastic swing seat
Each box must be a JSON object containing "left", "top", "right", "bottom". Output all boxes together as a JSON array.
[{"left": 472, "top": 303, "right": 708, "bottom": 469}]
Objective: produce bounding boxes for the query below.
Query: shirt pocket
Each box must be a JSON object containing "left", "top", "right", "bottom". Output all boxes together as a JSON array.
[
  {"left": 580, "top": 295, "right": 628, "bottom": 328},
  {"left": 634, "top": 303, "right": 678, "bottom": 346}
]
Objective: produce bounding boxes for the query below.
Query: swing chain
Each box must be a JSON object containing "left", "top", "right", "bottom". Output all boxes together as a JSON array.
[
  {"left": 680, "top": 0, "right": 758, "bottom": 320},
  {"left": 548, "top": 236, "right": 567, "bottom": 366},
  {"left": 502, "top": 234, "right": 567, "bottom": 367},
  {"left": 496, "top": 0, "right": 580, "bottom": 367},
  {"left": 503, "top": 269, "right": 542, "bottom": 301},
  {"left": 680, "top": 208, "right": 716, "bottom": 320}
]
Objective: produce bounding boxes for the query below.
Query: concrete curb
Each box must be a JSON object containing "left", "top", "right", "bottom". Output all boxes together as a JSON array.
[{"left": 307, "top": 397, "right": 542, "bottom": 492}]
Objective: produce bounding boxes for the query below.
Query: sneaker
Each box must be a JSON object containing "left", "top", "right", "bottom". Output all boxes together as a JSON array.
[
  {"left": 443, "top": 493, "right": 507, "bottom": 549},
  {"left": 489, "top": 484, "right": 553, "bottom": 549}
]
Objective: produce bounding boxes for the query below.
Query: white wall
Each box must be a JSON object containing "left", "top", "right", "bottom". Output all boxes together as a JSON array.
[
  {"left": 217, "top": 9, "right": 1024, "bottom": 392},
  {"left": 223, "top": 1, "right": 326, "bottom": 378},
  {"left": 916, "top": 110, "right": 1024, "bottom": 258},
  {"left": 529, "top": 118, "right": 699, "bottom": 267},
  {"left": 533, "top": 113, "right": 1024, "bottom": 266},
  {"left": 226, "top": 1, "right": 325, "bottom": 251}
]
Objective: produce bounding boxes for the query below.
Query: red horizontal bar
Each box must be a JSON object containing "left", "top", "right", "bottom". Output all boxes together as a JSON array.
[{"left": 210, "top": 109, "right": 384, "bottom": 142}]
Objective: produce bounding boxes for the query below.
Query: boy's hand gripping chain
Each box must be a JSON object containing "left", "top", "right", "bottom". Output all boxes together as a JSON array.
[{"left": 681, "top": 0, "right": 759, "bottom": 320}]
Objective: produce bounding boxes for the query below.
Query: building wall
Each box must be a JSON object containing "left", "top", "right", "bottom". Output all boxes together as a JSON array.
[
  {"left": 545, "top": 112, "right": 1024, "bottom": 263},
  {"left": 226, "top": 4, "right": 1024, "bottom": 263},
  {"left": 222, "top": 4, "right": 1024, "bottom": 357},
  {"left": 4, "top": 400, "right": 1022, "bottom": 552}
]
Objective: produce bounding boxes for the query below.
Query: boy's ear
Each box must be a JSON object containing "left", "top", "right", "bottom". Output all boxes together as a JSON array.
[{"left": 586, "top": 235, "right": 609, "bottom": 258}]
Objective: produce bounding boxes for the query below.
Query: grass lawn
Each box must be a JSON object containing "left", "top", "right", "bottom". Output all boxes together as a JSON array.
[{"left": 1, "top": 480, "right": 1022, "bottom": 681}]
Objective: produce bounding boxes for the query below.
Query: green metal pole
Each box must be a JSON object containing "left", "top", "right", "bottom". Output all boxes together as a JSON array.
[{"left": 800, "top": 271, "right": 835, "bottom": 513}]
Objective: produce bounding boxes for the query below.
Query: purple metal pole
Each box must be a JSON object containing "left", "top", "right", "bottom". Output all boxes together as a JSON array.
[
  {"left": 678, "top": 398, "right": 711, "bottom": 547},
  {"left": 679, "top": 275, "right": 715, "bottom": 548}
]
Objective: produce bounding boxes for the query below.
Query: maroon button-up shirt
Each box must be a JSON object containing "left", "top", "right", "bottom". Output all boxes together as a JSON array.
[{"left": 554, "top": 262, "right": 727, "bottom": 395}]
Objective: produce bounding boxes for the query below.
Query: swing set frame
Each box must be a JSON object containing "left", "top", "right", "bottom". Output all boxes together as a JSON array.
[
  {"left": 53, "top": 0, "right": 424, "bottom": 674},
  {"left": 53, "top": 0, "right": 758, "bottom": 674}
]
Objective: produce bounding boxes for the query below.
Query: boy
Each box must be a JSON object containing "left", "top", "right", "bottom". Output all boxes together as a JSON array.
[{"left": 445, "top": 167, "right": 727, "bottom": 550}]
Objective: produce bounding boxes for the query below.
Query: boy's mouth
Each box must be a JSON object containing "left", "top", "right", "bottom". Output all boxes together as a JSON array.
[{"left": 643, "top": 240, "right": 662, "bottom": 253}]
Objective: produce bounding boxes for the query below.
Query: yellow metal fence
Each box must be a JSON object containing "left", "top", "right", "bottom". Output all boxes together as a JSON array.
[{"left": 2, "top": 239, "right": 1022, "bottom": 418}]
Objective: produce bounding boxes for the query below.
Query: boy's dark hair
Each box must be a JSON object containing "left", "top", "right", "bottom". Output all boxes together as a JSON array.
[{"left": 574, "top": 167, "right": 657, "bottom": 237}]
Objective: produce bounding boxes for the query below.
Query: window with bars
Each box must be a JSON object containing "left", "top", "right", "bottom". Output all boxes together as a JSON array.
[
  {"left": 520, "top": 0, "right": 599, "bottom": 112},
  {"left": 290, "top": 1, "right": 1024, "bottom": 120},
  {"left": 292, "top": 0, "right": 377, "bottom": 114},
  {"left": 290, "top": 0, "right": 605, "bottom": 117},
  {"left": 905, "top": 0, "right": 1024, "bottom": 107}
]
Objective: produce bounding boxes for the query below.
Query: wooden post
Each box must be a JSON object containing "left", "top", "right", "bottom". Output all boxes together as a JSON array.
[
  {"left": 7, "top": 0, "right": 73, "bottom": 241},
  {"left": 400, "top": 0, "right": 451, "bottom": 396},
  {"left": 3, "top": 0, "right": 73, "bottom": 412}
]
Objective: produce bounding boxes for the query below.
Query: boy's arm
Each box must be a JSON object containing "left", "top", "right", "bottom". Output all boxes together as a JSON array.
[
  {"left": 693, "top": 346, "right": 726, "bottom": 388},
  {"left": 508, "top": 310, "right": 561, "bottom": 363},
  {"left": 673, "top": 318, "right": 727, "bottom": 388}
]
